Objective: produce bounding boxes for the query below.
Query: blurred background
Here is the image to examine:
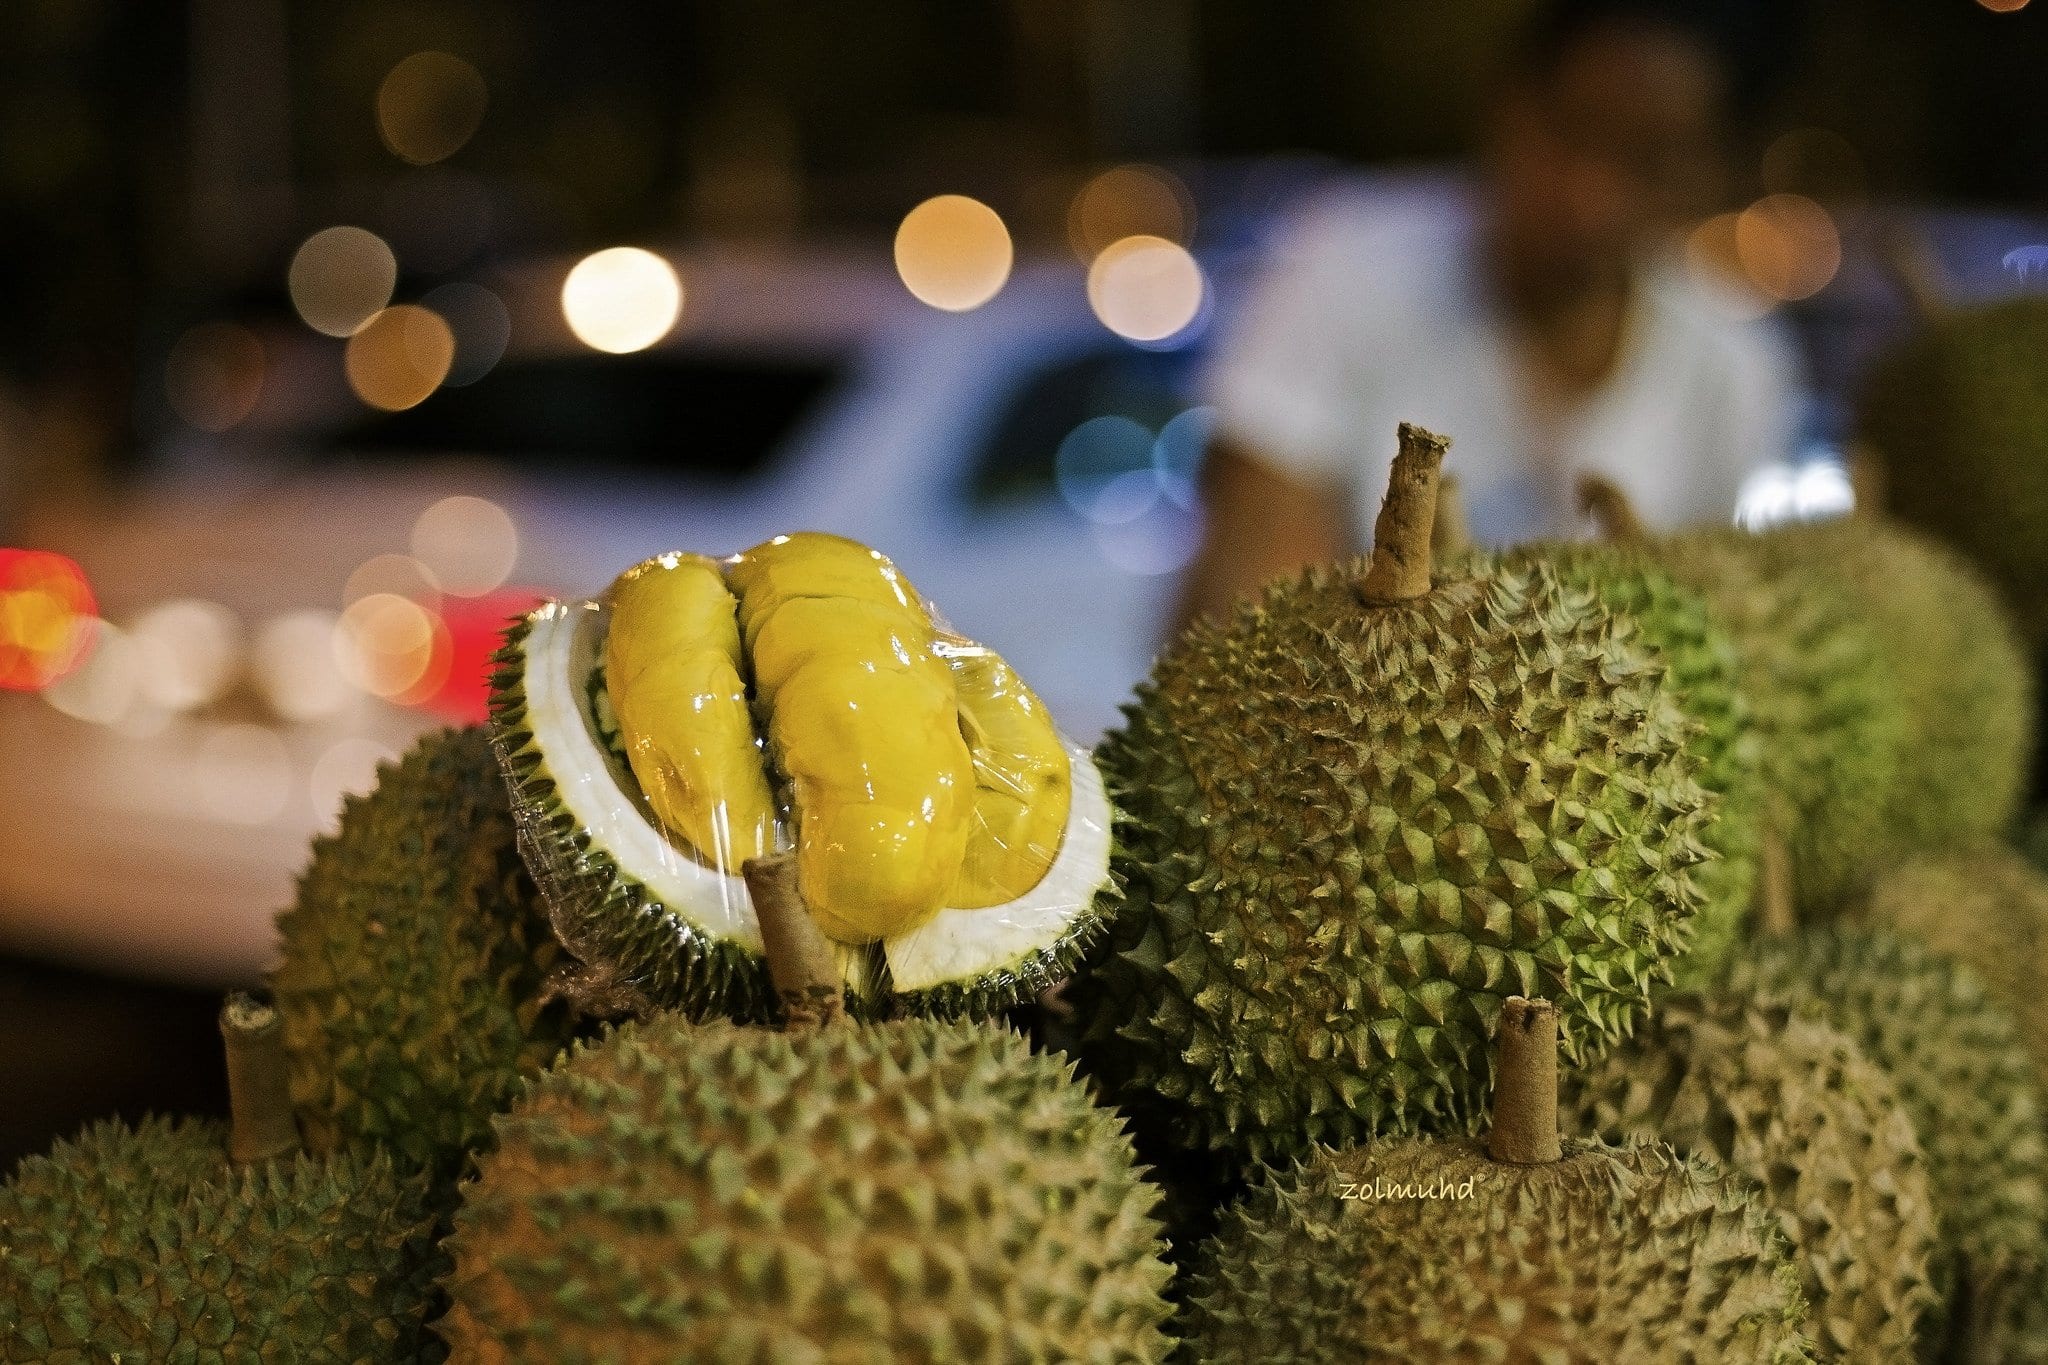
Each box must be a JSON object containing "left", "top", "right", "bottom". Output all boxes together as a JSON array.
[{"left": 1, "top": 0, "right": 2045, "bottom": 1162}]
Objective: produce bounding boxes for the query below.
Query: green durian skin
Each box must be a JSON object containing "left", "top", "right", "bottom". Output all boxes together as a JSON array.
[
  {"left": 1485, "top": 542, "right": 1762, "bottom": 984},
  {"left": 1757, "top": 517, "right": 2031, "bottom": 861},
  {"left": 439, "top": 1015, "right": 1176, "bottom": 1363},
  {"left": 1722, "top": 925, "right": 2048, "bottom": 1362},
  {"left": 1565, "top": 991, "right": 1940, "bottom": 1362},
  {"left": 0, "top": 1117, "right": 446, "bottom": 1363},
  {"left": 1857, "top": 296, "right": 2048, "bottom": 647},
  {"left": 271, "top": 726, "right": 582, "bottom": 1175},
  {"left": 1660, "top": 526, "right": 1908, "bottom": 914},
  {"left": 1077, "top": 556, "right": 1715, "bottom": 1163},
  {"left": 1180, "top": 1138, "right": 1811, "bottom": 1364}
]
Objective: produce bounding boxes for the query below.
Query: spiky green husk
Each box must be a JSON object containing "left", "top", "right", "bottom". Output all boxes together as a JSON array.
[
  {"left": 0, "top": 1118, "right": 445, "bottom": 1362},
  {"left": 1180, "top": 1139, "right": 1811, "bottom": 1363},
  {"left": 1867, "top": 842, "right": 2048, "bottom": 1098},
  {"left": 1488, "top": 542, "right": 1761, "bottom": 983},
  {"left": 1565, "top": 992, "right": 1939, "bottom": 1361},
  {"left": 1857, "top": 296, "right": 2048, "bottom": 646},
  {"left": 271, "top": 727, "right": 581, "bottom": 1175},
  {"left": 1075, "top": 556, "right": 1714, "bottom": 1163},
  {"left": 439, "top": 1014, "right": 1176, "bottom": 1361},
  {"left": 1755, "top": 517, "right": 2031, "bottom": 857},
  {"left": 1722, "top": 925, "right": 2048, "bottom": 1361},
  {"left": 1660, "top": 527, "right": 1908, "bottom": 913}
]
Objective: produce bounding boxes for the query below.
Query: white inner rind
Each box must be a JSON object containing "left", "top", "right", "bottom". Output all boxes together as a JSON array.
[{"left": 518, "top": 597, "right": 1106, "bottom": 997}]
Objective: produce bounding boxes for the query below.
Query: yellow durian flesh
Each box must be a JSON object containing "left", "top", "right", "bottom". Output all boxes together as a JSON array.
[
  {"left": 604, "top": 554, "right": 778, "bottom": 874},
  {"left": 941, "top": 641, "right": 1071, "bottom": 907},
  {"left": 729, "top": 532, "right": 975, "bottom": 944}
]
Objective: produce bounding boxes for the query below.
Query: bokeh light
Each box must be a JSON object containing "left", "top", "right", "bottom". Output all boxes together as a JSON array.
[
  {"left": 345, "top": 304, "right": 456, "bottom": 411},
  {"left": 410, "top": 495, "right": 518, "bottom": 597},
  {"left": 130, "top": 598, "right": 242, "bottom": 712},
  {"left": 0, "top": 549, "right": 96, "bottom": 692},
  {"left": 1087, "top": 236, "right": 1206, "bottom": 344},
  {"left": 310, "top": 737, "right": 399, "bottom": 831},
  {"left": 1067, "top": 164, "right": 1193, "bottom": 262},
  {"left": 1092, "top": 501, "right": 1206, "bottom": 577},
  {"left": 1056, "top": 416, "right": 1157, "bottom": 525},
  {"left": 164, "top": 322, "right": 265, "bottom": 432},
  {"left": 561, "top": 247, "right": 683, "bottom": 353},
  {"left": 1152, "top": 406, "right": 1215, "bottom": 510},
  {"left": 893, "top": 195, "right": 1013, "bottom": 312},
  {"left": 1683, "top": 213, "right": 1773, "bottom": 321},
  {"left": 288, "top": 226, "right": 398, "bottom": 338},
  {"left": 420, "top": 282, "right": 510, "bottom": 386},
  {"left": 376, "top": 51, "right": 488, "bottom": 166},
  {"left": 334, "top": 592, "right": 451, "bottom": 704},
  {"left": 1978, "top": 0, "right": 2029, "bottom": 12},
  {"left": 1735, "top": 457, "right": 1857, "bottom": 531},
  {"left": 192, "top": 722, "right": 294, "bottom": 826},
  {"left": 42, "top": 619, "right": 138, "bottom": 726},
  {"left": 251, "top": 610, "right": 355, "bottom": 722},
  {"left": 1735, "top": 194, "right": 1841, "bottom": 302},
  {"left": 344, "top": 552, "right": 440, "bottom": 608}
]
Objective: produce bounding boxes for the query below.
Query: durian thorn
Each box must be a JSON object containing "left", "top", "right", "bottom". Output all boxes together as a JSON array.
[
  {"left": 1432, "top": 473, "right": 1472, "bottom": 559},
  {"left": 220, "top": 990, "right": 303, "bottom": 1165},
  {"left": 1575, "top": 474, "right": 1649, "bottom": 546},
  {"left": 1358, "top": 422, "right": 1450, "bottom": 606},
  {"left": 1757, "top": 829, "right": 1797, "bottom": 940},
  {"left": 1487, "top": 996, "right": 1562, "bottom": 1165},
  {"left": 744, "top": 854, "right": 847, "bottom": 1030}
]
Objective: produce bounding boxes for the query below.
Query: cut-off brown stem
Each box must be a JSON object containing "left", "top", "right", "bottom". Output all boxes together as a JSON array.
[
  {"left": 1576, "top": 474, "right": 1649, "bottom": 546},
  {"left": 220, "top": 991, "right": 302, "bottom": 1165},
  {"left": 1358, "top": 423, "right": 1450, "bottom": 605},
  {"left": 1488, "top": 996, "right": 1563, "bottom": 1165},
  {"left": 745, "top": 854, "right": 847, "bottom": 1029}
]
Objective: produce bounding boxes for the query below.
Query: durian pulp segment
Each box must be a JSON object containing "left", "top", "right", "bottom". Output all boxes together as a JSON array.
[
  {"left": 513, "top": 599, "right": 871, "bottom": 994},
  {"left": 937, "top": 634, "right": 1072, "bottom": 907},
  {"left": 604, "top": 553, "right": 778, "bottom": 874},
  {"left": 727, "top": 532, "right": 976, "bottom": 944}
]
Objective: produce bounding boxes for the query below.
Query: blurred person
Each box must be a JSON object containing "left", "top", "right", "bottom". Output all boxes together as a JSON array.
[{"left": 1182, "top": 0, "right": 1807, "bottom": 623}]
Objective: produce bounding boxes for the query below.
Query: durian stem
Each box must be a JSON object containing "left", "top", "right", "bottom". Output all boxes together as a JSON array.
[
  {"left": 1488, "top": 996, "right": 1562, "bottom": 1165},
  {"left": 1757, "top": 830, "right": 1796, "bottom": 940},
  {"left": 1432, "top": 473, "right": 1472, "bottom": 558},
  {"left": 1358, "top": 423, "right": 1450, "bottom": 605},
  {"left": 220, "top": 991, "right": 301, "bottom": 1165},
  {"left": 744, "top": 854, "right": 847, "bottom": 1029},
  {"left": 1575, "top": 474, "right": 1649, "bottom": 546}
]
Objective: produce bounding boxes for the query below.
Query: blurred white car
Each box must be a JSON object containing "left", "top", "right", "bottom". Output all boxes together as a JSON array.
[{"left": 0, "top": 241, "right": 1224, "bottom": 985}]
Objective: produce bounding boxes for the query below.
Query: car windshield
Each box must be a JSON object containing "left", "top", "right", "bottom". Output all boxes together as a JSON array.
[{"left": 329, "top": 349, "right": 846, "bottom": 481}]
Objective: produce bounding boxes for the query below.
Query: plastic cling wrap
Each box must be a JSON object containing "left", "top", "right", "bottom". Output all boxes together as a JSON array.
[{"left": 488, "top": 534, "right": 1114, "bottom": 1020}]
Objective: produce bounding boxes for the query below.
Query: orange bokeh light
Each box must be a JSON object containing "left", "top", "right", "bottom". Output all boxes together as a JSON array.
[{"left": 0, "top": 549, "right": 97, "bottom": 691}]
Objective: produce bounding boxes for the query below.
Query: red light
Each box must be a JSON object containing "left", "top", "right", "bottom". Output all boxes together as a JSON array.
[
  {"left": 0, "top": 549, "right": 97, "bottom": 692},
  {"left": 406, "top": 587, "right": 547, "bottom": 723}
]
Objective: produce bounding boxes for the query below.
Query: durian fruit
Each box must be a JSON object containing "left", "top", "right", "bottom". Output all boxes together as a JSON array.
[
  {"left": 1746, "top": 516, "right": 2031, "bottom": 859},
  {"left": 1564, "top": 990, "right": 1940, "bottom": 1361},
  {"left": 1484, "top": 540, "right": 1762, "bottom": 983},
  {"left": 1180, "top": 998, "right": 1813, "bottom": 1363},
  {"left": 438, "top": 856, "right": 1175, "bottom": 1361},
  {"left": 1722, "top": 925, "right": 2048, "bottom": 1361},
  {"left": 1856, "top": 296, "right": 2048, "bottom": 646},
  {"left": 1581, "top": 479, "right": 1908, "bottom": 914},
  {"left": 1078, "top": 424, "right": 1716, "bottom": 1161},
  {"left": 490, "top": 533, "right": 1114, "bottom": 1019},
  {"left": 0, "top": 996, "right": 445, "bottom": 1362},
  {"left": 1866, "top": 842, "right": 2048, "bottom": 1094},
  {"left": 271, "top": 726, "right": 580, "bottom": 1173}
]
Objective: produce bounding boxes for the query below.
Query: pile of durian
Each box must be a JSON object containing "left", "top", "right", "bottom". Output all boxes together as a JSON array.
[{"left": 8, "top": 405, "right": 2048, "bottom": 1362}]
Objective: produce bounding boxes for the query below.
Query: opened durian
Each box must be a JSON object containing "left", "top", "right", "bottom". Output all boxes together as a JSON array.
[
  {"left": 491, "top": 532, "right": 1113, "bottom": 1018},
  {"left": 1722, "top": 925, "right": 2048, "bottom": 1361},
  {"left": 1564, "top": 990, "right": 1939, "bottom": 1360},
  {"left": 438, "top": 857, "right": 1174, "bottom": 1361},
  {"left": 1180, "top": 998, "right": 1812, "bottom": 1363},
  {"left": 1857, "top": 296, "right": 2048, "bottom": 646},
  {"left": 1078, "top": 424, "right": 1716, "bottom": 1161},
  {"left": 271, "top": 726, "right": 580, "bottom": 1173},
  {"left": 0, "top": 996, "right": 445, "bottom": 1362}
]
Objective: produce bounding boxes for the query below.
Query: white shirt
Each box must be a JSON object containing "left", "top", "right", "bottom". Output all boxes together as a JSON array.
[{"left": 1204, "top": 177, "right": 1805, "bottom": 546}]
